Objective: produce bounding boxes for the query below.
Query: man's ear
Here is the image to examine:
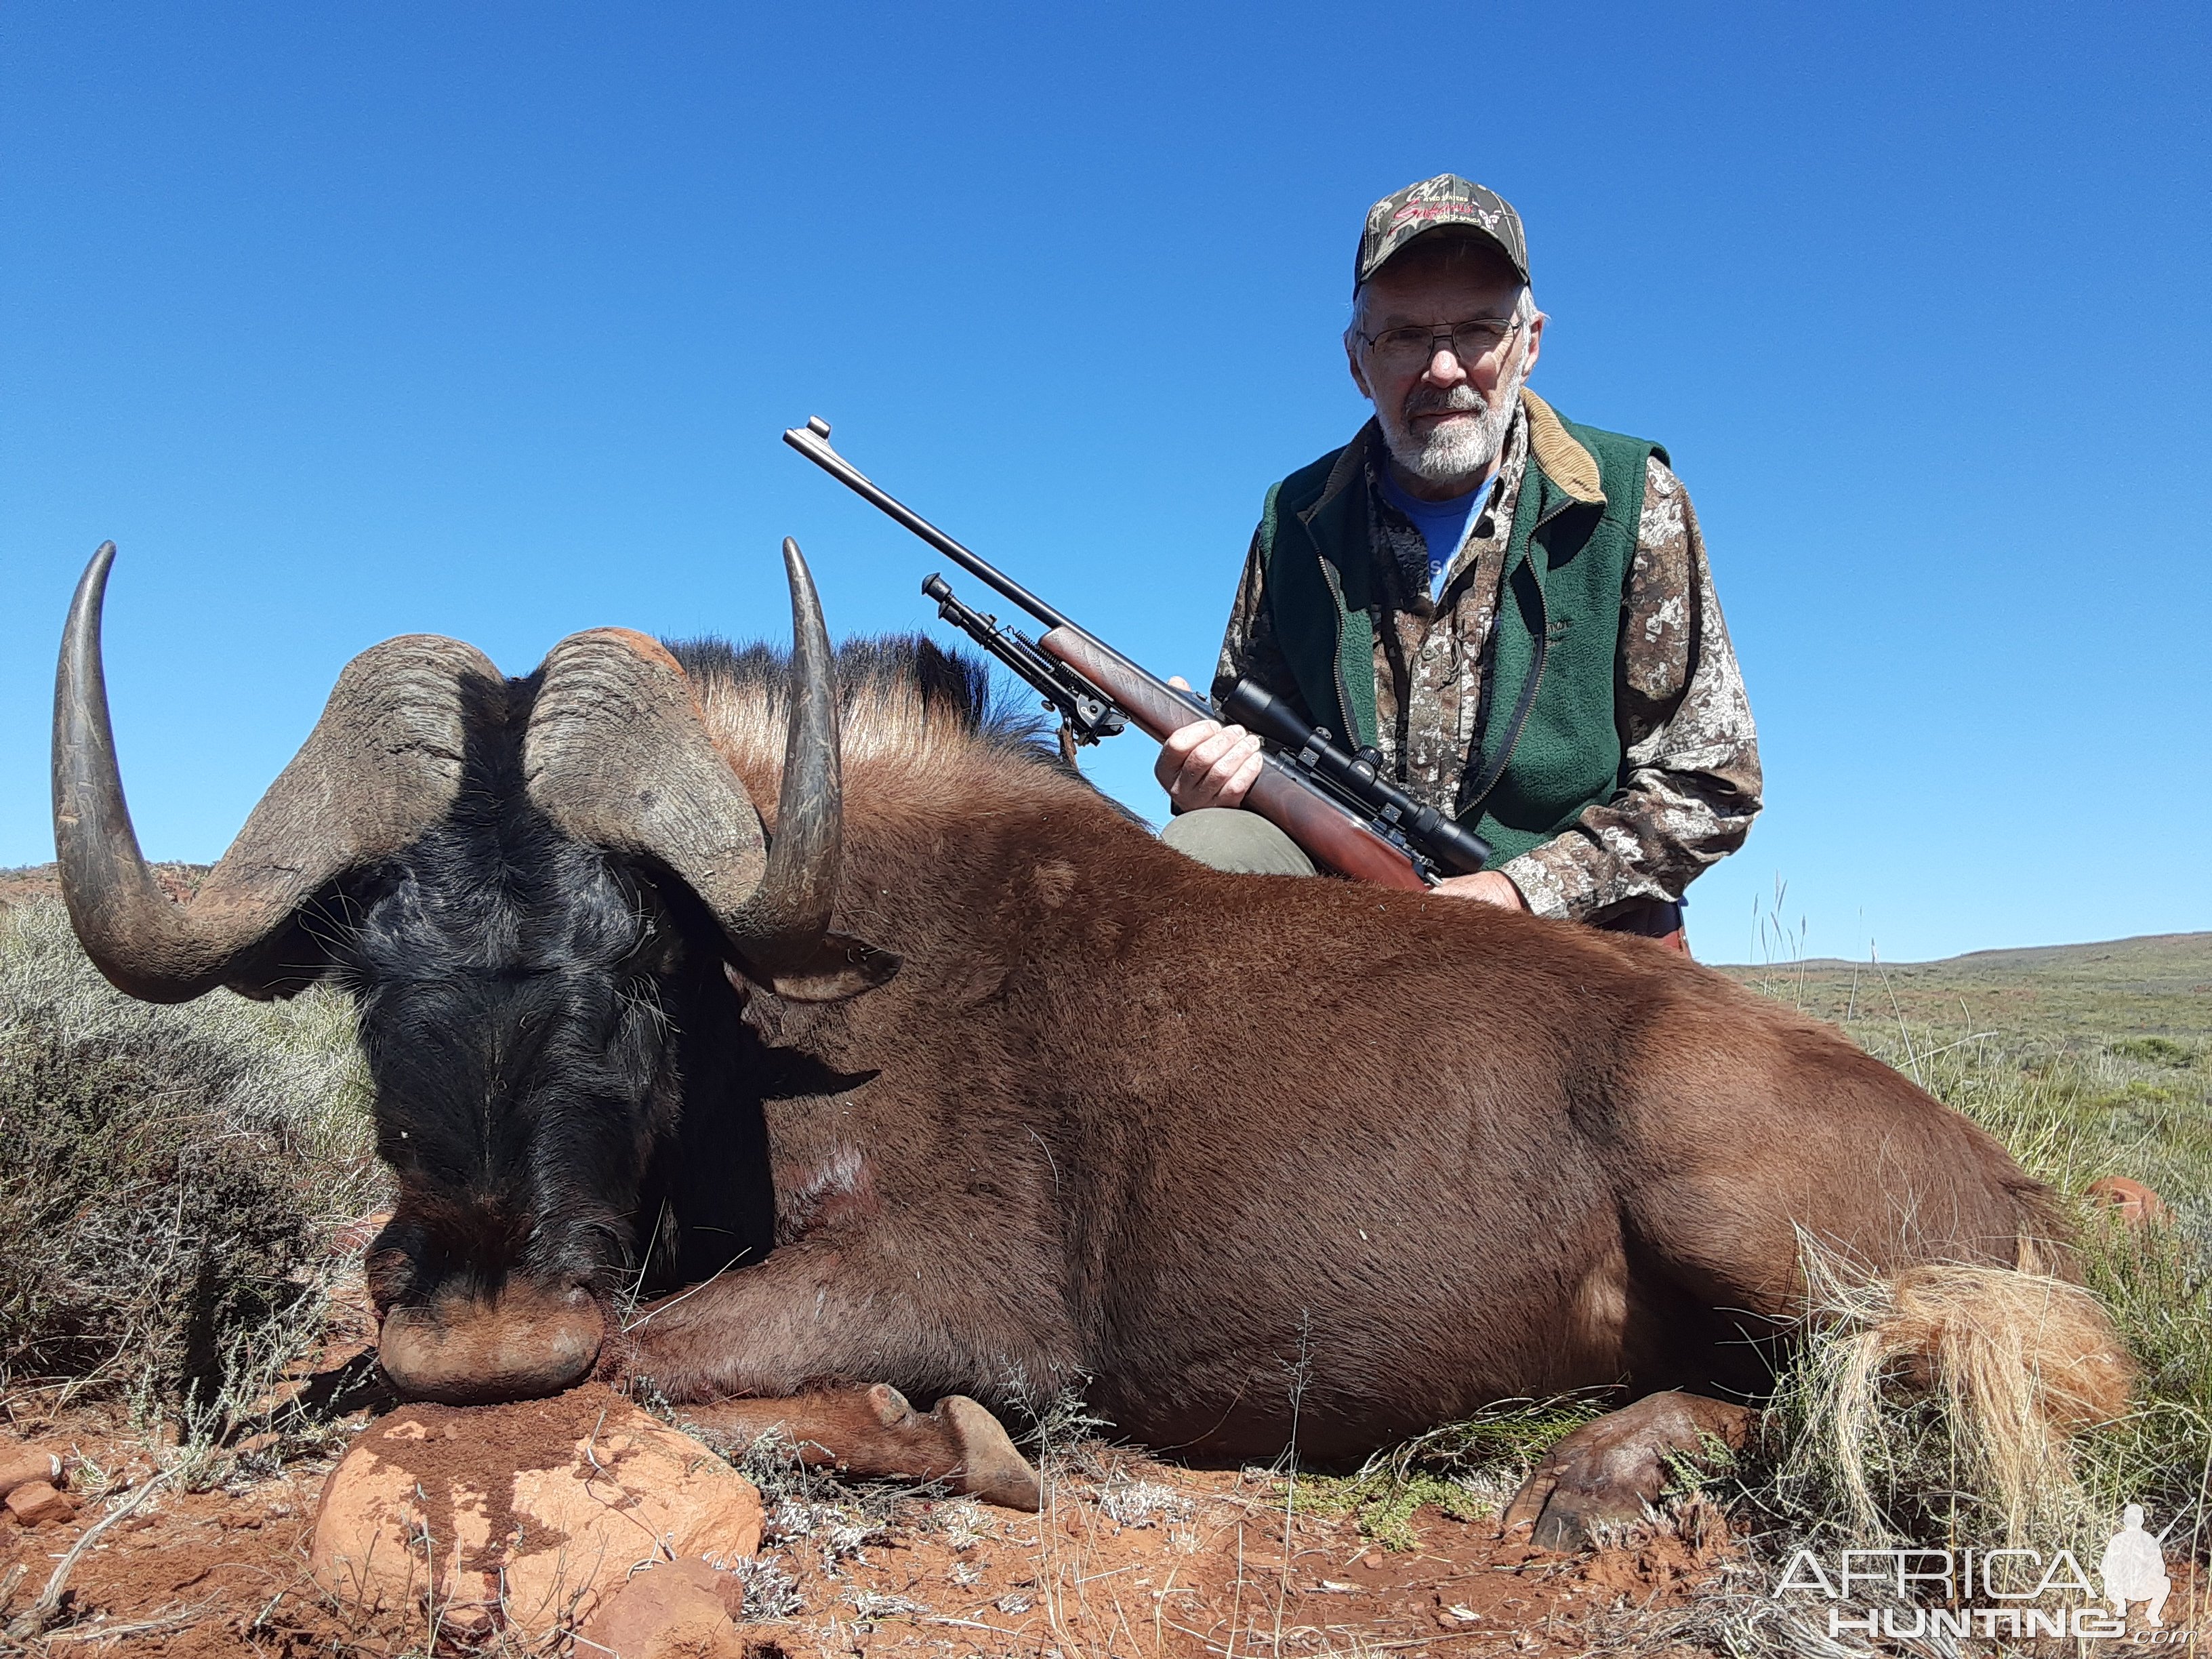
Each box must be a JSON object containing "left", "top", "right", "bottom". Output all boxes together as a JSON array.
[
  {"left": 1345, "top": 335, "right": 1372, "bottom": 400},
  {"left": 1518, "top": 311, "right": 1546, "bottom": 380}
]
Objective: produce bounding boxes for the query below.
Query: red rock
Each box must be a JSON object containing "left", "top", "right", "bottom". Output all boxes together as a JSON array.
[
  {"left": 575, "top": 1560, "right": 747, "bottom": 1658},
  {"left": 2087, "top": 1176, "right": 2169, "bottom": 1227},
  {"left": 309, "top": 1384, "right": 761, "bottom": 1637},
  {"left": 0, "top": 1451, "right": 63, "bottom": 1501},
  {"left": 6, "top": 1481, "right": 75, "bottom": 1526}
]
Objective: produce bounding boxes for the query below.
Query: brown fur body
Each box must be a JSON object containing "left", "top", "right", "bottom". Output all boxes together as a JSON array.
[{"left": 634, "top": 642, "right": 2061, "bottom": 1465}]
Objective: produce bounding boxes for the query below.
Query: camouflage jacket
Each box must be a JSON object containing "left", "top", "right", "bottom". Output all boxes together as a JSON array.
[{"left": 1211, "top": 396, "right": 1762, "bottom": 922}]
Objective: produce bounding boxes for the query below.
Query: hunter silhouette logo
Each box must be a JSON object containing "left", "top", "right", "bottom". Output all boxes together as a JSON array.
[{"left": 2100, "top": 1504, "right": 2171, "bottom": 1626}]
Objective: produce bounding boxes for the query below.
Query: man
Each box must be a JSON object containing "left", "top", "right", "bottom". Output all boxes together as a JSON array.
[{"left": 1157, "top": 175, "right": 1760, "bottom": 945}]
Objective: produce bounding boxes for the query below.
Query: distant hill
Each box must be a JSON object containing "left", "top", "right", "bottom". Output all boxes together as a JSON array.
[
  {"left": 1716, "top": 931, "right": 2212, "bottom": 1046},
  {"left": 1725, "top": 932, "right": 2212, "bottom": 977},
  {"left": 0, "top": 862, "right": 207, "bottom": 909}
]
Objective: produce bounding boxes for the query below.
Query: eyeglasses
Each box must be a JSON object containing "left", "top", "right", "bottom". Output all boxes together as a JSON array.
[{"left": 1355, "top": 314, "right": 1523, "bottom": 372}]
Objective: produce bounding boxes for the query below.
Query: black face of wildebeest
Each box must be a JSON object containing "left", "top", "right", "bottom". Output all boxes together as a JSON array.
[
  {"left": 347, "top": 757, "right": 695, "bottom": 1402},
  {"left": 50, "top": 538, "right": 895, "bottom": 1405}
]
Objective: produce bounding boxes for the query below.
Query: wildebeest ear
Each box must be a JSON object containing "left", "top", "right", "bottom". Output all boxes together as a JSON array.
[{"left": 724, "top": 933, "right": 900, "bottom": 1003}]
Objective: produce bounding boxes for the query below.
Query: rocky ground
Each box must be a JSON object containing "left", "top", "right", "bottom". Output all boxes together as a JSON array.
[
  {"left": 0, "top": 1399, "right": 1737, "bottom": 1658},
  {"left": 0, "top": 1215, "right": 1742, "bottom": 1657}
]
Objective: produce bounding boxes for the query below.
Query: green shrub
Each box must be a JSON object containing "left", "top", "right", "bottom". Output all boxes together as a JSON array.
[
  {"left": 2107, "top": 1035, "right": 2196, "bottom": 1069},
  {"left": 1290, "top": 1395, "right": 1607, "bottom": 1549}
]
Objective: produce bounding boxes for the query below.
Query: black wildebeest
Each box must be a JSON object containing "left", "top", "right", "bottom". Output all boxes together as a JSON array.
[{"left": 53, "top": 541, "right": 2129, "bottom": 1541}]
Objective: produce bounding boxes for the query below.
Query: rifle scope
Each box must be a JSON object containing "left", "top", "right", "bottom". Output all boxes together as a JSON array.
[{"left": 1220, "top": 680, "right": 1492, "bottom": 876}]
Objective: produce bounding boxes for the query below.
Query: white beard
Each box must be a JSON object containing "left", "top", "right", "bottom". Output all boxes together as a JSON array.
[{"left": 1378, "top": 362, "right": 1525, "bottom": 489}]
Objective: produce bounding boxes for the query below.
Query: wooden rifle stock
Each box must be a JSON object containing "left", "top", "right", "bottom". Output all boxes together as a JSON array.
[{"left": 1040, "top": 630, "right": 1428, "bottom": 891}]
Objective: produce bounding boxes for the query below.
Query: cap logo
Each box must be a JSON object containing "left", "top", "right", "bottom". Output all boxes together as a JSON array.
[{"left": 1389, "top": 201, "right": 1501, "bottom": 232}]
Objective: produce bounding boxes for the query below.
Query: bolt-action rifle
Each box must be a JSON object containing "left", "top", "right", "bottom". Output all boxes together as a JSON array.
[{"left": 782, "top": 417, "right": 1491, "bottom": 891}]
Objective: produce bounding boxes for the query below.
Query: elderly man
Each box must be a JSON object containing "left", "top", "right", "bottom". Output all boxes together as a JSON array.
[{"left": 1157, "top": 176, "right": 1760, "bottom": 945}]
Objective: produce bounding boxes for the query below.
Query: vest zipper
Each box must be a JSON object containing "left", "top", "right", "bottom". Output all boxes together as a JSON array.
[{"left": 1457, "top": 492, "right": 1564, "bottom": 821}]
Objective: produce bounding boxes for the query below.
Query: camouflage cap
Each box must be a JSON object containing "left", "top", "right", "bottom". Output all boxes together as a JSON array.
[{"left": 1355, "top": 175, "right": 1529, "bottom": 291}]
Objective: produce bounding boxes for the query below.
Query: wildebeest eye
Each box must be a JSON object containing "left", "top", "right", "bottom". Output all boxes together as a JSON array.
[{"left": 616, "top": 886, "right": 684, "bottom": 977}]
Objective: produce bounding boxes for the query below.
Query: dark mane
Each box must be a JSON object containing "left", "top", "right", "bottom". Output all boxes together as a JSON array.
[{"left": 666, "top": 633, "right": 1076, "bottom": 775}]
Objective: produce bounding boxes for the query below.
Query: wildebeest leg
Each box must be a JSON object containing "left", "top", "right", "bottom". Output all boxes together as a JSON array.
[
  {"left": 1500, "top": 1391, "right": 1750, "bottom": 1551},
  {"left": 627, "top": 1231, "right": 1073, "bottom": 1412},
  {"left": 623, "top": 1238, "right": 1067, "bottom": 1511},
  {"left": 673, "top": 1383, "right": 1042, "bottom": 1511}
]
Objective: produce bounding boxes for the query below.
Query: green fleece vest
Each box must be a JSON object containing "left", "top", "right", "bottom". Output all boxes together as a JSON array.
[{"left": 1256, "top": 400, "right": 1664, "bottom": 867}]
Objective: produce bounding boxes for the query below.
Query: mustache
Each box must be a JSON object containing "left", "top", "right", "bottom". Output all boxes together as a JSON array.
[{"left": 1402, "top": 384, "right": 1487, "bottom": 420}]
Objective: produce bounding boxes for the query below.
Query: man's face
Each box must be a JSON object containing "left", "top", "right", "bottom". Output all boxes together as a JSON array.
[{"left": 1347, "top": 237, "right": 1543, "bottom": 492}]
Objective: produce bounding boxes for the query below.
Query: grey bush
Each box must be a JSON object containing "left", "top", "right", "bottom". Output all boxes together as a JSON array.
[{"left": 0, "top": 897, "right": 382, "bottom": 1427}]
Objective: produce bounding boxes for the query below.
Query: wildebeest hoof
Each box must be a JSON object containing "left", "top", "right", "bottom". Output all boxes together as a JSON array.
[
  {"left": 1500, "top": 1391, "right": 1750, "bottom": 1551},
  {"left": 673, "top": 1384, "right": 1042, "bottom": 1512},
  {"left": 936, "top": 1393, "right": 1044, "bottom": 1513},
  {"left": 865, "top": 1385, "right": 1042, "bottom": 1511}
]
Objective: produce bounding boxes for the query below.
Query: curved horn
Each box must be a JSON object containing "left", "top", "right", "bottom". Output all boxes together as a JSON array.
[
  {"left": 53, "top": 542, "right": 496, "bottom": 1002},
  {"left": 522, "top": 539, "right": 895, "bottom": 1002},
  {"left": 726, "top": 538, "right": 845, "bottom": 961}
]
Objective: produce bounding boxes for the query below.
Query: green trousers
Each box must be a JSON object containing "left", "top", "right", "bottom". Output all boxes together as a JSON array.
[{"left": 1158, "top": 808, "right": 1318, "bottom": 876}]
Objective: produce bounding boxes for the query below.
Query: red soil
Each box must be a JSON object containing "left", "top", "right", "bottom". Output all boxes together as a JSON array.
[
  {"left": 14, "top": 1398, "right": 2202, "bottom": 1656},
  {"left": 0, "top": 1394, "right": 1736, "bottom": 1657}
]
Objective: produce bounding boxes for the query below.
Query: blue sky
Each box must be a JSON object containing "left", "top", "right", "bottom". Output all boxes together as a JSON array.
[{"left": 3, "top": 2, "right": 2205, "bottom": 962}]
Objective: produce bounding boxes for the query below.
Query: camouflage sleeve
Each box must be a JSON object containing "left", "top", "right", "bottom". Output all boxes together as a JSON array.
[
  {"left": 1499, "top": 457, "right": 1763, "bottom": 922},
  {"left": 1207, "top": 525, "right": 1309, "bottom": 716}
]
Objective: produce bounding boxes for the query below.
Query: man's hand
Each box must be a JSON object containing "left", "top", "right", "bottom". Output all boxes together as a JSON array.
[
  {"left": 1154, "top": 676, "right": 1264, "bottom": 811},
  {"left": 1431, "top": 871, "right": 1525, "bottom": 909}
]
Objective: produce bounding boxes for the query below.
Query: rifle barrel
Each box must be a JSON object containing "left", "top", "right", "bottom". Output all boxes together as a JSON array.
[{"left": 783, "top": 420, "right": 1077, "bottom": 634}]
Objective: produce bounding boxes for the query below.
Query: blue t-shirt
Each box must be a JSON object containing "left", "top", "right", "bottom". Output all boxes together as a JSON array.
[{"left": 1376, "top": 467, "right": 1494, "bottom": 598}]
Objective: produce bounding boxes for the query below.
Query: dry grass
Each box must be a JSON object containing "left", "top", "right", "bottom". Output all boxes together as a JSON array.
[
  {"left": 1654, "top": 926, "right": 2212, "bottom": 1652},
  {"left": 0, "top": 896, "right": 383, "bottom": 1469},
  {"left": 1759, "top": 1246, "right": 2134, "bottom": 1553}
]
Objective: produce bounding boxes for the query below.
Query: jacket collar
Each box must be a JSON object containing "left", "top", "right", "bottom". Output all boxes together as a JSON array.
[{"left": 1519, "top": 390, "right": 1605, "bottom": 506}]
